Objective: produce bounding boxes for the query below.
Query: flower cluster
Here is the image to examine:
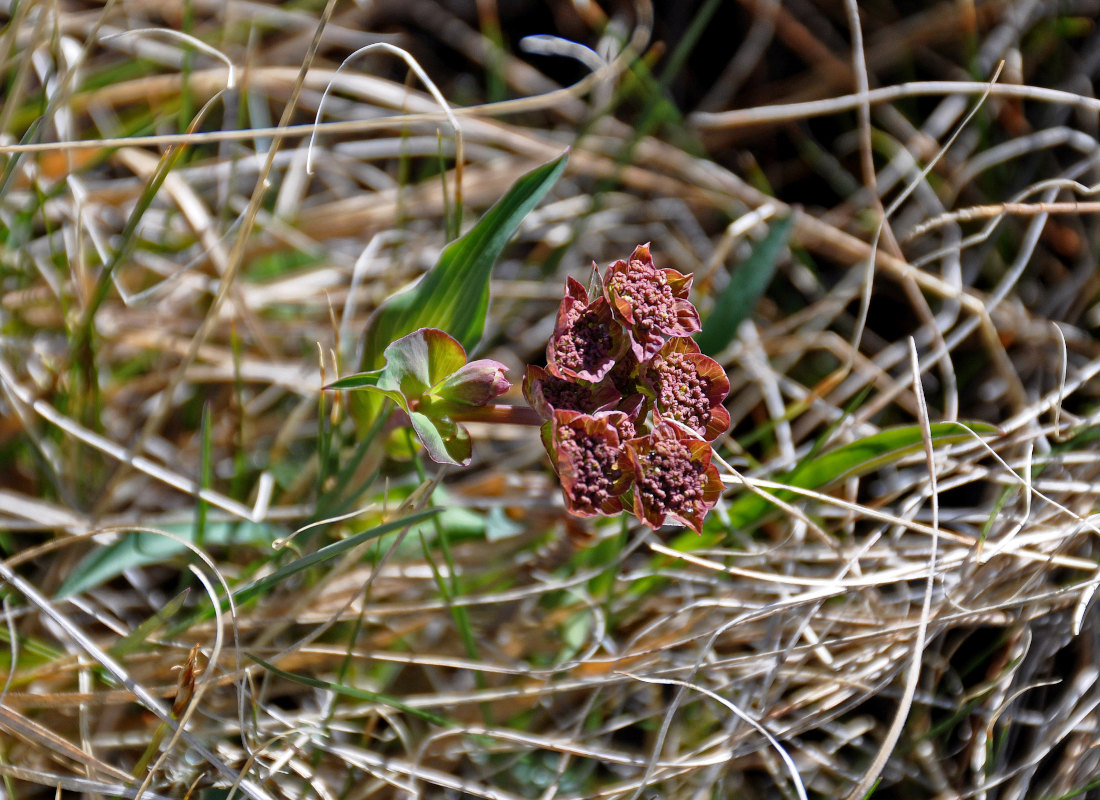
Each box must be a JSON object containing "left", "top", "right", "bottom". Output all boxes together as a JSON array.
[{"left": 525, "top": 244, "right": 727, "bottom": 533}]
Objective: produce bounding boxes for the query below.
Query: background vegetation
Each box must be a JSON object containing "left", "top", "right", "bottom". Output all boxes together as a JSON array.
[{"left": 2, "top": 1, "right": 1100, "bottom": 798}]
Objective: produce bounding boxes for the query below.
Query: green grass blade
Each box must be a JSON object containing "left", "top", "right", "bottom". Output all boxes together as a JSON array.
[
  {"left": 248, "top": 653, "right": 451, "bottom": 727},
  {"left": 195, "top": 403, "right": 213, "bottom": 552},
  {"left": 165, "top": 508, "right": 441, "bottom": 633},
  {"left": 696, "top": 214, "right": 793, "bottom": 355},
  {"left": 315, "top": 407, "right": 389, "bottom": 521},
  {"left": 110, "top": 590, "right": 190, "bottom": 657},
  {"left": 408, "top": 444, "right": 492, "bottom": 721},
  {"left": 723, "top": 421, "right": 1000, "bottom": 532},
  {"left": 72, "top": 143, "right": 189, "bottom": 359},
  {"left": 56, "top": 521, "right": 282, "bottom": 598},
  {"left": 350, "top": 150, "right": 567, "bottom": 429},
  {"left": 226, "top": 508, "right": 441, "bottom": 609}
]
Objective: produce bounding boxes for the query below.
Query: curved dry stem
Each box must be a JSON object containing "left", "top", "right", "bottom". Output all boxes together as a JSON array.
[{"left": 305, "top": 41, "right": 465, "bottom": 223}]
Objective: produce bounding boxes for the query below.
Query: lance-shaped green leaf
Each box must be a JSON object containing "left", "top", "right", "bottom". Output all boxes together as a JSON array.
[
  {"left": 629, "top": 420, "right": 1002, "bottom": 597},
  {"left": 725, "top": 421, "right": 1000, "bottom": 530},
  {"left": 351, "top": 151, "right": 568, "bottom": 429},
  {"left": 671, "top": 420, "right": 1000, "bottom": 553},
  {"left": 696, "top": 214, "right": 792, "bottom": 355},
  {"left": 248, "top": 654, "right": 451, "bottom": 727},
  {"left": 324, "top": 370, "right": 382, "bottom": 391}
]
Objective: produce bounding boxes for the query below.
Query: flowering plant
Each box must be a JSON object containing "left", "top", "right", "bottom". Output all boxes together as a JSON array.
[
  {"left": 526, "top": 244, "right": 728, "bottom": 533},
  {"left": 329, "top": 243, "right": 728, "bottom": 532}
]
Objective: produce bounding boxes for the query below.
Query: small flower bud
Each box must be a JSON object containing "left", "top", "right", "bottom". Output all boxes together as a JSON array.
[{"left": 434, "top": 359, "right": 511, "bottom": 406}]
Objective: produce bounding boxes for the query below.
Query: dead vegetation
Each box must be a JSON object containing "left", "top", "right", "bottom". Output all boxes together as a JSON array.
[{"left": 2, "top": 1, "right": 1100, "bottom": 798}]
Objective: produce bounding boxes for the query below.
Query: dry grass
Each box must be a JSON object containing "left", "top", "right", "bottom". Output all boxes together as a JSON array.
[{"left": 2, "top": 1, "right": 1100, "bottom": 798}]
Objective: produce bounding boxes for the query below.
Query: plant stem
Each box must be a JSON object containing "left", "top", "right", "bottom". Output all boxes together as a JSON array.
[{"left": 442, "top": 403, "right": 543, "bottom": 426}]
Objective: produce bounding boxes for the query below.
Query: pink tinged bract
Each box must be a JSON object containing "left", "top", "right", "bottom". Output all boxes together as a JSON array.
[
  {"left": 603, "top": 243, "right": 701, "bottom": 361},
  {"left": 643, "top": 337, "right": 731, "bottom": 441},
  {"left": 623, "top": 419, "right": 723, "bottom": 534},
  {"left": 547, "top": 277, "right": 626, "bottom": 383},
  {"left": 545, "top": 410, "right": 633, "bottom": 517},
  {"left": 522, "top": 364, "right": 620, "bottom": 420}
]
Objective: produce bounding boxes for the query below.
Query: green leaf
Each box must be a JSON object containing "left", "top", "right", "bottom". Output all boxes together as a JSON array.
[
  {"left": 696, "top": 214, "right": 793, "bottom": 355},
  {"left": 723, "top": 421, "right": 1000, "bottom": 533},
  {"left": 351, "top": 151, "right": 568, "bottom": 428},
  {"left": 110, "top": 590, "right": 191, "bottom": 656},
  {"left": 56, "top": 522, "right": 281, "bottom": 598},
  {"left": 345, "top": 329, "right": 497, "bottom": 466},
  {"left": 229, "top": 508, "right": 441, "bottom": 609},
  {"left": 324, "top": 370, "right": 382, "bottom": 391},
  {"left": 164, "top": 509, "right": 442, "bottom": 635},
  {"left": 363, "top": 152, "right": 568, "bottom": 363},
  {"left": 376, "top": 328, "right": 468, "bottom": 402},
  {"left": 409, "top": 408, "right": 472, "bottom": 466},
  {"left": 248, "top": 653, "right": 451, "bottom": 727}
]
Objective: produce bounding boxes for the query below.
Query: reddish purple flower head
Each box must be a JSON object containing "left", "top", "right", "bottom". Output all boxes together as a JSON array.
[
  {"left": 604, "top": 243, "right": 701, "bottom": 361},
  {"left": 623, "top": 419, "right": 723, "bottom": 534},
  {"left": 643, "top": 338, "right": 730, "bottom": 441},
  {"left": 525, "top": 243, "right": 729, "bottom": 533},
  {"left": 547, "top": 277, "right": 626, "bottom": 383},
  {"left": 545, "top": 410, "right": 632, "bottom": 517},
  {"left": 522, "top": 364, "right": 620, "bottom": 420}
]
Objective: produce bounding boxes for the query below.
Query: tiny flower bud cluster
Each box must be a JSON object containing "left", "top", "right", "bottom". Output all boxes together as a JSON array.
[{"left": 525, "top": 244, "right": 727, "bottom": 533}]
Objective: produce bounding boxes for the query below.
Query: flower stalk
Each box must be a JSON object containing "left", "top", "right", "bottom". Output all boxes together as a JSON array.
[{"left": 435, "top": 402, "right": 543, "bottom": 427}]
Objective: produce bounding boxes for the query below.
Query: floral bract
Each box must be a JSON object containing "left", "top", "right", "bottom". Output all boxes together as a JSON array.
[
  {"left": 604, "top": 243, "right": 701, "bottom": 362},
  {"left": 643, "top": 338, "right": 731, "bottom": 442},
  {"left": 544, "top": 410, "right": 632, "bottom": 517},
  {"left": 329, "top": 328, "right": 510, "bottom": 467},
  {"left": 547, "top": 277, "right": 626, "bottom": 383},
  {"left": 522, "top": 364, "right": 620, "bottom": 418},
  {"left": 624, "top": 419, "right": 724, "bottom": 534},
  {"left": 528, "top": 244, "right": 729, "bottom": 532}
]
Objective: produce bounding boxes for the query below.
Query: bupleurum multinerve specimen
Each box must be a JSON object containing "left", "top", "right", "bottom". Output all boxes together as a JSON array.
[
  {"left": 528, "top": 244, "right": 730, "bottom": 533},
  {"left": 544, "top": 410, "right": 631, "bottom": 517},
  {"left": 547, "top": 277, "right": 625, "bottom": 383},
  {"left": 624, "top": 419, "right": 723, "bottom": 533}
]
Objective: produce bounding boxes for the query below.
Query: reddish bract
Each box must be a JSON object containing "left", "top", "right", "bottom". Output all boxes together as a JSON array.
[
  {"left": 526, "top": 245, "right": 731, "bottom": 532},
  {"left": 604, "top": 243, "right": 701, "bottom": 362}
]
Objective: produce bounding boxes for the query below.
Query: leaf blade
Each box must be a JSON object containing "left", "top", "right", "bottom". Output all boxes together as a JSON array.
[
  {"left": 725, "top": 421, "right": 999, "bottom": 531},
  {"left": 360, "top": 151, "right": 568, "bottom": 369},
  {"left": 696, "top": 214, "right": 792, "bottom": 355},
  {"left": 248, "top": 654, "right": 451, "bottom": 727},
  {"left": 230, "top": 508, "right": 441, "bottom": 608},
  {"left": 352, "top": 150, "right": 568, "bottom": 430}
]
